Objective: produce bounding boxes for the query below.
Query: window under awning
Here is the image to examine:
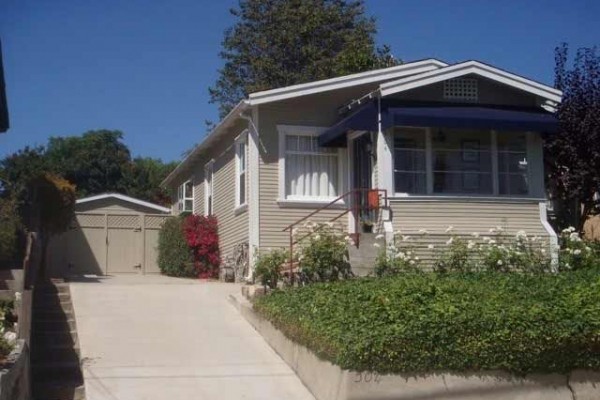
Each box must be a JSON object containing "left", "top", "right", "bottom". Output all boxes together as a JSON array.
[{"left": 319, "top": 100, "right": 559, "bottom": 147}]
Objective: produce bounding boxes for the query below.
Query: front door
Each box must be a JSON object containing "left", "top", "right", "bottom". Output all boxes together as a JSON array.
[{"left": 352, "top": 133, "right": 373, "bottom": 232}]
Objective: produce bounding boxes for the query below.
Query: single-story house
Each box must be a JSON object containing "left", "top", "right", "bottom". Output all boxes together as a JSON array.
[
  {"left": 162, "top": 59, "right": 561, "bottom": 276},
  {"left": 48, "top": 193, "right": 171, "bottom": 277}
]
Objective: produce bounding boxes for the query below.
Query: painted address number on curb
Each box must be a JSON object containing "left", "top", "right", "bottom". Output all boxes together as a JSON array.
[{"left": 354, "top": 372, "right": 381, "bottom": 384}]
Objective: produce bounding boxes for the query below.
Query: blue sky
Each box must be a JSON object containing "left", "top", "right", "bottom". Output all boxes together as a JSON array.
[{"left": 1, "top": 0, "right": 598, "bottom": 163}]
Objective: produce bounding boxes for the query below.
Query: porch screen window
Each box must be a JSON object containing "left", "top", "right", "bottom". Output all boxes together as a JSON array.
[
  {"left": 178, "top": 180, "right": 193, "bottom": 212},
  {"left": 498, "top": 133, "right": 528, "bottom": 195},
  {"left": 236, "top": 135, "right": 247, "bottom": 207},
  {"left": 285, "top": 134, "right": 339, "bottom": 199},
  {"left": 432, "top": 129, "right": 492, "bottom": 194},
  {"left": 394, "top": 128, "right": 426, "bottom": 194},
  {"left": 205, "top": 162, "right": 214, "bottom": 215}
]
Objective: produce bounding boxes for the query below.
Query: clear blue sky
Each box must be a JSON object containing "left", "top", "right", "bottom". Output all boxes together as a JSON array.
[{"left": 1, "top": 0, "right": 598, "bottom": 163}]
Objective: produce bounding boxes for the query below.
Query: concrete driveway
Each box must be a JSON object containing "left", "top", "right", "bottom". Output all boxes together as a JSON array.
[{"left": 70, "top": 275, "right": 315, "bottom": 400}]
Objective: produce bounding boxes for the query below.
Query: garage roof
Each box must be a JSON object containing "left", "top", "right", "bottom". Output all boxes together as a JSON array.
[{"left": 76, "top": 193, "right": 171, "bottom": 214}]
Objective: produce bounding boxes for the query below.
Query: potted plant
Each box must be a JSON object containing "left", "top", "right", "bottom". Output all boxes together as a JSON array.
[{"left": 361, "top": 217, "right": 374, "bottom": 233}]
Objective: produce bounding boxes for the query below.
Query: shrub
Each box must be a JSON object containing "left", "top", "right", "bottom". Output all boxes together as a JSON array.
[
  {"left": 298, "top": 224, "right": 352, "bottom": 283},
  {"left": 183, "top": 215, "right": 220, "bottom": 278},
  {"left": 0, "top": 197, "right": 20, "bottom": 267},
  {"left": 433, "top": 236, "right": 474, "bottom": 273},
  {"left": 559, "top": 227, "right": 599, "bottom": 271},
  {"left": 0, "top": 299, "right": 17, "bottom": 358},
  {"left": 254, "top": 249, "right": 288, "bottom": 289},
  {"left": 255, "top": 268, "right": 600, "bottom": 375},
  {"left": 374, "top": 236, "right": 421, "bottom": 277},
  {"left": 157, "top": 216, "right": 195, "bottom": 277}
]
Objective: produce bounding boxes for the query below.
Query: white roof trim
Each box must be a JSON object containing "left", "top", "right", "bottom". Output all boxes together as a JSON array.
[
  {"left": 248, "top": 59, "right": 448, "bottom": 105},
  {"left": 379, "top": 60, "right": 562, "bottom": 104},
  {"left": 76, "top": 193, "right": 171, "bottom": 213},
  {"left": 161, "top": 100, "right": 249, "bottom": 187}
]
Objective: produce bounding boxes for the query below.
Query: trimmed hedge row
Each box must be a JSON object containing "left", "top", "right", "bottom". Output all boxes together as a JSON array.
[{"left": 254, "top": 268, "right": 600, "bottom": 375}]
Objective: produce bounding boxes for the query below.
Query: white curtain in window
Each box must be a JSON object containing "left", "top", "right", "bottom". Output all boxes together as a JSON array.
[{"left": 285, "top": 135, "right": 338, "bottom": 198}]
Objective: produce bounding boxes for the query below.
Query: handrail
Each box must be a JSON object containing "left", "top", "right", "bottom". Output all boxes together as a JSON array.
[{"left": 282, "top": 188, "right": 388, "bottom": 284}]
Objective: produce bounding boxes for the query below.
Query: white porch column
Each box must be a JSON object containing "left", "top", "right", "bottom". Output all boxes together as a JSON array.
[
  {"left": 376, "top": 97, "right": 395, "bottom": 246},
  {"left": 376, "top": 97, "right": 393, "bottom": 195}
]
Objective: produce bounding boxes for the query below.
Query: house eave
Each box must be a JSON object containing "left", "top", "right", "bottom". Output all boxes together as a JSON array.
[
  {"left": 161, "top": 100, "right": 250, "bottom": 188},
  {"left": 247, "top": 59, "right": 449, "bottom": 106}
]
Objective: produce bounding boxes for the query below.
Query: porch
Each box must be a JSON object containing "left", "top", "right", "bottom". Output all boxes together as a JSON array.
[{"left": 280, "top": 98, "right": 559, "bottom": 274}]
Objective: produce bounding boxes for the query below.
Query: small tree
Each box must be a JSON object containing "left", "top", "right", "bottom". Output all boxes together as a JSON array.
[
  {"left": 546, "top": 44, "right": 600, "bottom": 231},
  {"left": 32, "top": 174, "right": 76, "bottom": 278}
]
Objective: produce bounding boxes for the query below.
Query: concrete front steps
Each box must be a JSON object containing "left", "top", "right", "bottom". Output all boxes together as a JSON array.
[
  {"left": 348, "top": 233, "right": 384, "bottom": 276},
  {"left": 31, "top": 281, "right": 85, "bottom": 400}
]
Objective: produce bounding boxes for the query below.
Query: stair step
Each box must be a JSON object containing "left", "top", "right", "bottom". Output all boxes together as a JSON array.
[
  {"left": 34, "top": 309, "right": 75, "bottom": 319},
  {"left": 33, "top": 330, "right": 78, "bottom": 346},
  {"left": 33, "top": 318, "right": 77, "bottom": 332},
  {"left": 32, "top": 346, "right": 81, "bottom": 363},
  {"left": 32, "top": 382, "right": 85, "bottom": 400},
  {"left": 36, "top": 283, "right": 70, "bottom": 295},
  {"left": 32, "top": 362, "right": 83, "bottom": 382}
]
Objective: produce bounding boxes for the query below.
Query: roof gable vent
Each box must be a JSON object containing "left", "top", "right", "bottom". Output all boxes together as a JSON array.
[{"left": 444, "top": 78, "right": 478, "bottom": 101}]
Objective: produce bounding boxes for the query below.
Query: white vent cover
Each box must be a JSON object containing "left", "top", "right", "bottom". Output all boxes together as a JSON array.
[{"left": 444, "top": 78, "right": 478, "bottom": 101}]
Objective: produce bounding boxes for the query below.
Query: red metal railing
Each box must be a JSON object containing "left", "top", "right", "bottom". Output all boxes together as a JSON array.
[{"left": 282, "top": 188, "right": 388, "bottom": 283}]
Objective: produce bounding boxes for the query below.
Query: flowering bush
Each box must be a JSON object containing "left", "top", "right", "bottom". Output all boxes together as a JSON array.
[
  {"left": 558, "top": 227, "right": 598, "bottom": 271},
  {"left": 254, "top": 249, "right": 288, "bottom": 289},
  {"left": 183, "top": 215, "right": 220, "bottom": 278},
  {"left": 375, "top": 234, "right": 422, "bottom": 277},
  {"left": 297, "top": 223, "right": 352, "bottom": 283},
  {"left": 433, "top": 236, "right": 475, "bottom": 273}
]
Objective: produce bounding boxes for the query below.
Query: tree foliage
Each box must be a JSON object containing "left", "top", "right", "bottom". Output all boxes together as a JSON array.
[
  {"left": 546, "top": 44, "right": 600, "bottom": 231},
  {"left": 46, "top": 130, "right": 132, "bottom": 197},
  {"left": 209, "top": 0, "right": 399, "bottom": 117},
  {"left": 0, "top": 130, "right": 175, "bottom": 207},
  {"left": 125, "top": 157, "right": 178, "bottom": 206}
]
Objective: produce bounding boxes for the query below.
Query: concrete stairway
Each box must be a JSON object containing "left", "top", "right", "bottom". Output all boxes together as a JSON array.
[
  {"left": 31, "top": 281, "right": 85, "bottom": 400},
  {"left": 348, "top": 233, "right": 385, "bottom": 276}
]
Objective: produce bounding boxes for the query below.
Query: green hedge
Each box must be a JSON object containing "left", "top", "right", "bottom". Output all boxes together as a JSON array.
[
  {"left": 254, "top": 269, "right": 600, "bottom": 375},
  {"left": 157, "top": 216, "right": 195, "bottom": 277}
]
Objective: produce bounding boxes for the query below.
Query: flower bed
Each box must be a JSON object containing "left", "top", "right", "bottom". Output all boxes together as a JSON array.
[{"left": 254, "top": 267, "right": 600, "bottom": 375}]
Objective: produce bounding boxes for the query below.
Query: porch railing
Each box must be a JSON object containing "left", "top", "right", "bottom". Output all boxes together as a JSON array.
[{"left": 282, "top": 188, "right": 388, "bottom": 283}]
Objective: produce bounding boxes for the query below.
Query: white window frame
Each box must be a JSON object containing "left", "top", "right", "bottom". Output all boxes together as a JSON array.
[
  {"left": 178, "top": 180, "right": 194, "bottom": 213},
  {"left": 392, "top": 128, "right": 532, "bottom": 198},
  {"left": 277, "top": 124, "right": 346, "bottom": 205},
  {"left": 235, "top": 131, "right": 248, "bottom": 211},
  {"left": 204, "top": 160, "right": 214, "bottom": 215}
]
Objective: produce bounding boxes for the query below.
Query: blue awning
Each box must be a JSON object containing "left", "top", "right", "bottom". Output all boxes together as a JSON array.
[{"left": 319, "top": 101, "right": 559, "bottom": 147}]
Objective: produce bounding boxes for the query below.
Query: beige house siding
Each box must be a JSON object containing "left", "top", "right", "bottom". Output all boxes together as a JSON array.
[
  {"left": 177, "top": 121, "right": 250, "bottom": 258},
  {"left": 388, "top": 199, "right": 551, "bottom": 265},
  {"left": 212, "top": 140, "right": 249, "bottom": 257},
  {"left": 256, "top": 87, "right": 374, "bottom": 249},
  {"left": 390, "top": 199, "right": 547, "bottom": 235},
  {"left": 192, "top": 167, "right": 205, "bottom": 215}
]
